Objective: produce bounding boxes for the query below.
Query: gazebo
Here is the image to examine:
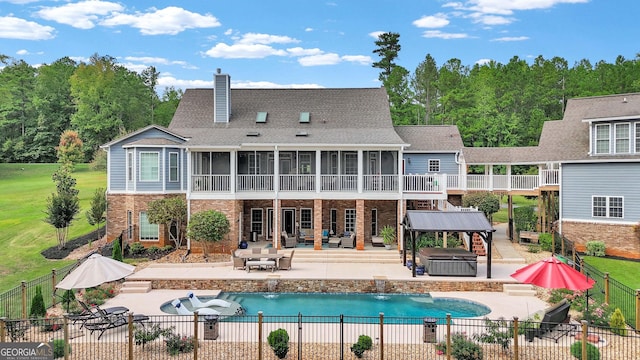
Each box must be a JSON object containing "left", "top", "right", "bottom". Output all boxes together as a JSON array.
[{"left": 401, "top": 210, "right": 496, "bottom": 278}]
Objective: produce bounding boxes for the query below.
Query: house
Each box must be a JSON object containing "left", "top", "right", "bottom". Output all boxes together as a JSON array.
[{"left": 101, "top": 69, "right": 640, "bottom": 259}]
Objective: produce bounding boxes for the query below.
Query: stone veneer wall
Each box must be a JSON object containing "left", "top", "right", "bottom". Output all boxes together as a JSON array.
[
  {"left": 150, "top": 278, "right": 505, "bottom": 293},
  {"left": 561, "top": 221, "right": 640, "bottom": 259}
]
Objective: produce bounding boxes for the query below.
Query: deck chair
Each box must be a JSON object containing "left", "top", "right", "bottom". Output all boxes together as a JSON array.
[
  {"left": 321, "top": 229, "right": 330, "bottom": 243},
  {"left": 279, "top": 250, "right": 295, "bottom": 270},
  {"left": 536, "top": 299, "right": 574, "bottom": 342},
  {"left": 343, "top": 232, "right": 356, "bottom": 248},
  {"left": 84, "top": 308, "right": 149, "bottom": 340},
  {"left": 231, "top": 250, "right": 246, "bottom": 270},
  {"left": 72, "top": 301, "right": 130, "bottom": 328},
  {"left": 282, "top": 231, "right": 297, "bottom": 248}
]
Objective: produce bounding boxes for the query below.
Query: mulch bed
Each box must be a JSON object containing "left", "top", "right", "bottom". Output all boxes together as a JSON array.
[{"left": 41, "top": 227, "right": 105, "bottom": 260}]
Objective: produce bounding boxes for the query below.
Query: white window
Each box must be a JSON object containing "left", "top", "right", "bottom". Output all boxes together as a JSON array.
[
  {"left": 428, "top": 159, "right": 440, "bottom": 172},
  {"left": 344, "top": 153, "right": 358, "bottom": 174},
  {"left": 169, "top": 152, "right": 179, "bottom": 182},
  {"left": 635, "top": 123, "right": 640, "bottom": 153},
  {"left": 139, "top": 211, "right": 159, "bottom": 241},
  {"left": 592, "top": 196, "right": 623, "bottom": 218},
  {"left": 127, "top": 151, "right": 134, "bottom": 181},
  {"left": 345, "top": 209, "right": 356, "bottom": 233},
  {"left": 251, "top": 208, "right": 263, "bottom": 235},
  {"left": 299, "top": 153, "right": 312, "bottom": 174},
  {"left": 594, "top": 124, "right": 610, "bottom": 154},
  {"left": 300, "top": 208, "right": 312, "bottom": 229},
  {"left": 615, "top": 123, "right": 630, "bottom": 154},
  {"left": 140, "top": 152, "right": 159, "bottom": 181}
]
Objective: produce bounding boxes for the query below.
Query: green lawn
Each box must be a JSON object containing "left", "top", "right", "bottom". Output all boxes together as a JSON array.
[
  {"left": 583, "top": 256, "right": 640, "bottom": 290},
  {"left": 492, "top": 195, "right": 536, "bottom": 223},
  {"left": 0, "top": 163, "right": 106, "bottom": 292}
]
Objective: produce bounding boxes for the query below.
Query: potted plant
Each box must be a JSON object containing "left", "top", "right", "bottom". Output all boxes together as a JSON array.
[{"left": 380, "top": 225, "right": 396, "bottom": 250}]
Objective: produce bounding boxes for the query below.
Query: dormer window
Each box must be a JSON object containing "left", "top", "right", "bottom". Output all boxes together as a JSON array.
[
  {"left": 594, "top": 124, "right": 610, "bottom": 154},
  {"left": 614, "top": 123, "right": 630, "bottom": 153}
]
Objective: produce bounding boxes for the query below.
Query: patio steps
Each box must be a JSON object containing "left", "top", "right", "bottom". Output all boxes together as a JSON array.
[
  {"left": 120, "top": 281, "right": 152, "bottom": 293},
  {"left": 292, "top": 248, "right": 402, "bottom": 264},
  {"left": 503, "top": 283, "right": 537, "bottom": 297}
]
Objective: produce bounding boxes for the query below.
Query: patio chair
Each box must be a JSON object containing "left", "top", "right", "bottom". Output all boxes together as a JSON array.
[
  {"left": 534, "top": 299, "right": 574, "bottom": 342},
  {"left": 84, "top": 308, "right": 149, "bottom": 340},
  {"left": 73, "top": 301, "right": 130, "bottom": 328},
  {"left": 231, "top": 250, "right": 245, "bottom": 270},
  {"left": 343, "top": 232, "right": 356, "bottom": 249},
  {"left": 249, "top": 247, "right": 263, "bottom": 261},
  {"left": 279, "top": 250, "right": 295, "bottom": 270},
  {"left": 282, "top": 231, "right": 297, "bottom": 248},
  {"left": 321, "top": 229, "right": 330, "bottom": 243}
]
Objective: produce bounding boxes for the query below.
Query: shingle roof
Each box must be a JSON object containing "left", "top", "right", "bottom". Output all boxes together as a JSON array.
[
  {"left": 169, "top": 87, "right": 406, "bottom": 147},
  {"left": 403, "top": 210, "right": 494, "bottom": 232},
  {"left": 394, "top": 125, "right": 463, "bottom": 152}
]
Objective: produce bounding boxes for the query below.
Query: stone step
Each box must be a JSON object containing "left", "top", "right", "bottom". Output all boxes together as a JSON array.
[
  {"left": 503, "top": 283, "right": 537, "bottom": 296},
  {"left": 120, "top": 281, "right": 152, "bottom": 293},
  {"left": 291, "top": 248, "right": 402, "bottom": 264}
]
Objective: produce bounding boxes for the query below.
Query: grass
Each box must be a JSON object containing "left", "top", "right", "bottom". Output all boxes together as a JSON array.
[
  {"left": 0, "top": 163, "right": 106, "bottom": 293},
  {"left": 492, "top": 195, "right": 536, "bottom": 223},
  {"left": 583, "top": 256, "right": 640, "bottom": 290}
]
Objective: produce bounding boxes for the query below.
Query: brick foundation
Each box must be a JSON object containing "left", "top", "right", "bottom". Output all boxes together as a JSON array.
[{"left": 561, "top": 221, "right": 640, "bottom": 259}]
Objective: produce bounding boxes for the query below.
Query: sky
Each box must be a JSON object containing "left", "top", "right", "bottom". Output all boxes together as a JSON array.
[{"left": 1, "top": 0, "right": 639, "bottom": 92}]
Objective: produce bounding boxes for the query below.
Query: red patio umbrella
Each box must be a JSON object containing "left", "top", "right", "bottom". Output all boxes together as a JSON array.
[{"left": 511, "top": 256, "right": 595, "bottom": 291}]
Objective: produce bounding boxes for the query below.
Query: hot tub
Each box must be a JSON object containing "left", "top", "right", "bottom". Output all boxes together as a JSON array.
[{"left": 418, "top": 248, "right": 477, "bottom": 277}]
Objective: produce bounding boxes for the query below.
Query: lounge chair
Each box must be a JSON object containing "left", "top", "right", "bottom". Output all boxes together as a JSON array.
[
  {"left": 532, "top": 299, "right": 574, "bottom": 342},
  {"left": 279, "top": 250, "right": 295, "bottom": 270},
  {"left": 343, "top": 232, "right": 356, "bottom": 248},
  {"left": 282, "top": 231, "right": 297, "bottom": 248},
  {"left": 84, "top": 308, "right": 149, "bottom": 340},
  {"left": 187, "top": 291, "right": 231, "bottom": 308},
  {"left": 171, "top": 299, "right": 220, "bottom": 316},
  {"left": 321, "top": 229, "right": 330, "bottom": 243},
  {"left": 72, "top": 301, "right": 130, "bottom": 328},
  {"left": 231, "top": 250, "right": 245, "bottom": 270}
]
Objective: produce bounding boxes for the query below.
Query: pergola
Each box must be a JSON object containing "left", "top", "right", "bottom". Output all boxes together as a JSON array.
[{"left": 401, "top": 210, "right": 496, "bottom": 278}]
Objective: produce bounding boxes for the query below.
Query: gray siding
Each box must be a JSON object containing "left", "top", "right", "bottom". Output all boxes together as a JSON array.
[
  {"left": 561, "top": 162, "right": 640, "bottom": 222},
  {"left": 403, "top": 153, "right": 458, "bottom": 175},
  {"left": 108, "top": 128, "right": 186, "bottom": 192}
]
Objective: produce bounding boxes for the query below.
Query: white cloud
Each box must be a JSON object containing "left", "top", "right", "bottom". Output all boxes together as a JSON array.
[
  {"left": 413, "top": 13, "right": 450, "bottom": 28},
  {"left": 298, "top": 53, "right": 341, "bottom": 66},
  {"left": 36, "top": 1, "right": 123, "bottom": 29},
  {"left": 469, "top": 0, "right": 589, "bottom": 15},
  {"left": 476, "top": 58, "right": 492, "bottom": 65},
  {"left": 124, "top": 56, "right": 198, "bottom": 69},
  {"left": 286, "top": 47, "right": 324, "bottom": 57},
  {"left": 0, "top": 16, "right": 55, "bottom": 40},
  {"left": 101, "top": 6, "right": 220, "bottom": 35},
  {"left": 232, "top": 80, "right": 324, "bottom": 89},
  {"left": 342, "top": 55, "right": 372, "bottom": 65},
  {"left": 69, "top": 56, "right": 91, "bottom": 64},
  {"left": 470, "top": 14, "right": 514, "bottom": 25},
  {"left": 305, "top": 27, "right": 313, "bottom": 32},
  {"left": 368, "top": 31, "right": 386, "bottom": 39},
  {"left": 491, "top": 36, "right": 529, "bottom": 42},
  {"left": 157, "top": 76, "right": 213, "bottom": 90},
  {"left": 421, "top": 30, "right": 469, "bottom": 39},
  {"left": 237, "top": 33, "right": 299, "bottom": 45},
  {"left": 1, "top": 0, "right": 40, "bottom": 3},
  {"left": 204, "top": 43, "right": 288, "bottom": 59}
]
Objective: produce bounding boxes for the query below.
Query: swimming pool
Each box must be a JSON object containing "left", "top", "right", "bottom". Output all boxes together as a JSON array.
[{"left": 161, "top": 292, "right": 490, "bottom": 319}]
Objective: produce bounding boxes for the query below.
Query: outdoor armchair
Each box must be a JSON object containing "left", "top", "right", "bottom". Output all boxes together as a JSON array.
[{"left": 279, "top": 250, "right": 295, "bottom": 270}]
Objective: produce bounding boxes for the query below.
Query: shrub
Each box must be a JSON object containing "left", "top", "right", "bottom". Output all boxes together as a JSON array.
[
  {"left": 451, "top": 333, "right": 483, "bottom": 360},
  {"left": 609, "top": 308, "right": 627, "bottom": 336},
  {"left": 135, "top": 323, "right": 173, "bottom": 350},
  {"left": 29, "top": 286, "right": 46, "bottom": 320},
  {"left": 351, "top": 334, "right": 373, "bottom": 358},
  {"left": 165, "top": 332, "right": 194, "bottom": 355},
  {"left": 112, "top": 237, "right": 123, "bottom": 262},
  {"left": 473, "top": 317, "right": 511, "bottom": 351},
  {"left": 570, "top": 340, "right": 600, "bottom": 360},
  {"left": 267, "top": 328, "right": 289, "bottom": 359},
  {"left": 53, "top": 339, "right": 71, "bottom": 359},
  {"left": 538, "top": 233, "right": 553, "bottom": 252},
  {"left": 129, "top": 242, "right": 146, "bottom": 256},
  {"left": 527, "top": 244, "right": 541, "bottom": 253},
  {"left": 514, "top": 206, "right": 537, "bottom": 232},
  {"left": 586, "top": 241, "right": 606, "bottom": 257},
  {"left": 147, "top": 245, "right": 161, "bottom": 255}
]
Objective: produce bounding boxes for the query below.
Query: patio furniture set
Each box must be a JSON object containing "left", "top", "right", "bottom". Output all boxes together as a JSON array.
[{"left": 232, "top": 248, "right": 295, "bottom": 272}]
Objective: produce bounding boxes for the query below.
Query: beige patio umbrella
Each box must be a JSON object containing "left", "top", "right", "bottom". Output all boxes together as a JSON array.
[{"left": 56, "top": 253, "right": 135, "bottom": 290}]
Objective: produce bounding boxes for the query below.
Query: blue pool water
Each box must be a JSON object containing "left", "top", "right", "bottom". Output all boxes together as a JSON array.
[{"left": 218, "top": 292, "right": 490, "bottom": 319}]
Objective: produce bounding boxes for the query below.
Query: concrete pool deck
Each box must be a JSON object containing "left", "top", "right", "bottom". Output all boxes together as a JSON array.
[{"left": 102, "top": 224, "right": 548, "bottom": 320}]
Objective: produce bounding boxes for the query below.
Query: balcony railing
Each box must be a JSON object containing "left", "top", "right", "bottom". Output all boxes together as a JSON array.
[{"left": 190, "top": 170, "right": 560, "bottom": 194}]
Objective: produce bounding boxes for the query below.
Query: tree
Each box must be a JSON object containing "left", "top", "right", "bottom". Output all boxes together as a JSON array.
[
  {"left": 462, "top": 192, "right": 500, "bottom": 222},
  {"left": 56, "top": 130, "right": 84, "bottom": 170},
  {"left": 86, "top": 187, "right": 106, "bottom": 242},
  {"left": 154, "top": 87, "right": 182, "bottom": 127},
  {"left": 147, "top": 197, "right": 187, "bottom": 248},
  {"left": 141, "top": 66, "right": 160, "bottom": 123},
  {"left": 411, "top": 54, "right": 438, "bottom": 124},
  {"left": 44, "top": 167, "right": 80, "bottom": 249},
  {"left": 372, "top": 32, "right": 401, "bottom": 83},
  {"left": 187, "top": 210, "right": 230, "bottom": 258},
  {"left": 112, "top": 235, "right": 123, "bottom": 262}
]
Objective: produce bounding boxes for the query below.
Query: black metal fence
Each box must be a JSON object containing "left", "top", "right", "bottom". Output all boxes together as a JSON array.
[
  {"left": 555, "top": 232, "right": 639, "bottom": 330},
  {"left": 1, "top": 313, "right": 638, "bottom": 360}
]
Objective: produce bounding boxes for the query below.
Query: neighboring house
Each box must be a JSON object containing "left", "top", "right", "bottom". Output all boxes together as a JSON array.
[{"left": 101, "top": 70, "right": 640, "bottom": 258}]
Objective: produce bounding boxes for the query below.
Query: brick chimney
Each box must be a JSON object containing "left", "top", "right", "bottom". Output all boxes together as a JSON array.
[{"left": 214, "top": 68, "right": 230, "bottom": 123}]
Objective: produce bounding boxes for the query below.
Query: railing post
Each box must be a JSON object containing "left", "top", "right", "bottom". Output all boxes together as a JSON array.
[
  {"left": 128, "top": 313, "right": 134, "bottom": 360},
  {"left": 581, "top": 320, "right": 588, "bottom": 360},
  {"left": 21, "top": 281, "right": 27, "bottom": 319},
  {"left": 513, "top": 317, "right": 519, "bottom": 360},
  {"left": 51, "top": 269, "right": 57, "bottom": 307},
  {"left": 379, "top": 313, "right": 384, "bottom": 360},
  {"left": 340, "top": 314, "right": 344, "bottom": 360},
  {"left": 298, "top": 313, "right": 302, "bottom": 360},
  {"left": 636, "top": 290, "right": 640, "bottom": 332},
  {"left": 604, "top": 273, "right": 610, "bottom": 304},
  {"left": 580, "top": 258, "right": 585, "bottom": 274},
  {"left": 193, "top": 312, "right": 199, "bottom": 360},
  {"left": 258, "top": 311, "right": 263, "bottom": 360},
  {"left": 446, "top": 314, "right": 451, "bottom": 360}
]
